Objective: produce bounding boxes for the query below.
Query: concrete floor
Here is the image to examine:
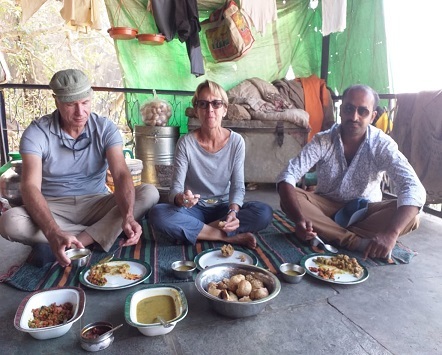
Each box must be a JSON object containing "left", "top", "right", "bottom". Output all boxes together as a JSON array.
[{"left": 1, "top": 184, "right": 441, "bottom": 355}]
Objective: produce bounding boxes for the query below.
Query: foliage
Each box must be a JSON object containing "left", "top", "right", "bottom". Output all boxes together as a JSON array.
[
  {"left": 0, "top": 0, "right": 121, "bottom": 86},
  {"left": 0, "top": 0, "right": 128, "bottom": 153}
]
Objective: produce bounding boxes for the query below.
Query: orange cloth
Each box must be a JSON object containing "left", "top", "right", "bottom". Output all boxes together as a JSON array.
[{"left": 297, "top": 75, "right": 333, "bottom": 141}]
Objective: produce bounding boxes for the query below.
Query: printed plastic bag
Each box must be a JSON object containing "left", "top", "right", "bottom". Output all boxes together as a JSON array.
[{"left": 202, "top": 0, "right": 255, "bottom": 63}]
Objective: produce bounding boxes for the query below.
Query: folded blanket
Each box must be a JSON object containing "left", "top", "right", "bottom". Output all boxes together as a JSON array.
[{"left": 227, "top": 77, "right": 310, "bottom": 127}]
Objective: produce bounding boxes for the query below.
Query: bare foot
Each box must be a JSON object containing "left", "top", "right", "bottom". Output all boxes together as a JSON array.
[
  {"left": 228, "top": 232, "right": 256, "bottom": 249},
  {"left": 196, "top": 225, "right": 257, "bottom": 249}
]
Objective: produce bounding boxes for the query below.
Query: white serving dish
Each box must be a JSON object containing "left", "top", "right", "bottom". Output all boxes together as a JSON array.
[
  {"left": 14, "top": 286, "right": 86, "bottom": 340},
  {"left": 124, "top": 285, "right": 188, "bottom": 336}
]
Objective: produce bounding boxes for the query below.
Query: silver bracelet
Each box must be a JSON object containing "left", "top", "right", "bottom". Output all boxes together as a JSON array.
[{"left": 227, "top": 209, "right": 238, "bottom": 215}]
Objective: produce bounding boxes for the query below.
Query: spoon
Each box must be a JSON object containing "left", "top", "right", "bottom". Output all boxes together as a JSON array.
[
  {"left": 97, "top": 323, "right": 123, "bottom": 340},
  {"left": 156, "top": 315, "right": 173, "bottom": 328},
  {"left": 314, "top": 235, "right": 339, "bottom": 253},
  {"left": 98, "top": 245, "right": 123, "bottom": 264}
]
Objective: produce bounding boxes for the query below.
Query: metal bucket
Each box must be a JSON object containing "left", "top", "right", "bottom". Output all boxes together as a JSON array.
[{"left": 134, "top": 125, "right": 179, "bottom": 187}]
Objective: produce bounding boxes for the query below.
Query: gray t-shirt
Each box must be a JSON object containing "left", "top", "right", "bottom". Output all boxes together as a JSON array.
[
  {"left": 20, "top": 110, "right": 122, "bottom": 197},
  {"left": 169, "top": 129, "right": 245, "bottom": 207}
]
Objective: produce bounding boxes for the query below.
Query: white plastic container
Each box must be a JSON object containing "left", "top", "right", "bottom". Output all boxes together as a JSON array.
[{"left": 106, "top": 159, "right": 143, "bottom": 192}]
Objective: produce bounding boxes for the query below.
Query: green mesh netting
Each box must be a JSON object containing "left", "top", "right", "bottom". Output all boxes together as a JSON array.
[{"left": 103, "top": 0, "right": 388, "bottom": 131}]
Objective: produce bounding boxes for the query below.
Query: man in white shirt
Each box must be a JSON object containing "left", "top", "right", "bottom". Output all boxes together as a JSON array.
[{"left": 277, "top": 84, "right": 426, "bottom": 259}]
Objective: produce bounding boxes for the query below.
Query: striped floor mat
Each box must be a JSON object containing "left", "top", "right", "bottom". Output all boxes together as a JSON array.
[{"left": 2, "top": 210, "right": 417, "bottom": 291}]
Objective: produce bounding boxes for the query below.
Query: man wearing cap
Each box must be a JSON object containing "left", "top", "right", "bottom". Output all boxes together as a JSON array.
[
  {"left": 0, "top": 69, "right": 159, "bottom": 267},
  {"left": 277, "top": 84, "right": 426, "bottom": 259}
]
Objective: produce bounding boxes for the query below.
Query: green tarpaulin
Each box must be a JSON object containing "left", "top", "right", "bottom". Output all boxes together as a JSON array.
[{"left": 104, "top": 0, "right": 389, "bottom": 130}]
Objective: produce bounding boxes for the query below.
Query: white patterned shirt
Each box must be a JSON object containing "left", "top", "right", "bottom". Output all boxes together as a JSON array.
[{"left": 276, "top": 124, "right": 426, "bottom": 207}]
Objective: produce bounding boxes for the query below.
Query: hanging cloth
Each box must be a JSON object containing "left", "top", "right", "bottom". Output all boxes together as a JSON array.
[
  {"left": 392, "top": 91, "right": 442, "bottom": 203},
  {"left": 297, "top": 74, "right": 334, "bottom": 141},
  {"left": 0, "top": 52, "right": 11, "bottom": 84},
  {"left": 20, "top": 0, "right": 48, "bottom": 23},
  {"left": 60, "top": 0, "right": 102, "bottom": 32},
  {"left": 239, "top": 0, "right": 277, "bottom": 35},
  {"left": 322, "top": 0, "right": 347, "bottom": 36},
  {"left": 150, "top": 0, "right": 204, "bottom": 77}
]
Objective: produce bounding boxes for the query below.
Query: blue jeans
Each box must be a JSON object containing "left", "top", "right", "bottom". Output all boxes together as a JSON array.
[{"left": 148, "top": 201, "right": 273, "bottom": 244}]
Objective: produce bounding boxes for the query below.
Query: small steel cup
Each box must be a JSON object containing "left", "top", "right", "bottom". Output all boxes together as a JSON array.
[
  {"left": 80, "top": 321, "right": 114, "bottom": 352},
  {"left": 171, "top": 260, "right": 197, "bottom": 279},
  {"left": 65, "top": 248, "right": 91, "bottom": 267},
  {"left": 279, "top": 263, "right": 306, "bottom": 284}
]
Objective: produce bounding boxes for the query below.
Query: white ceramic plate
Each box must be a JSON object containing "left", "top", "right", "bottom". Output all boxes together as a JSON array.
[
  {"left": 194, "top": 248, "right": 258, "bottom": 270},
  {"left": 300, "top": 253, "right": 369, "bottom": 284},
  {"left": 79, "top": 259, "right": 151, "bottom": 290}
]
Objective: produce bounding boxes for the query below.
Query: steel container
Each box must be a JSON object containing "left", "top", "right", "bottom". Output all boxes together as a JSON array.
[
  {"left": 134, "top": 125, "right": 179, "bottom": 187},
  {"left": 80, "top": 321, "right": 114, "bottom": 352}
]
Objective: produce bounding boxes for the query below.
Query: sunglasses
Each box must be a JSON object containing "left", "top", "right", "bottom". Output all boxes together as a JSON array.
[
  {"left": 341, "top": 104, "right": 371, "bottom": 118},
  {"left": 196, "top": 100, "right": 224, "bottom": 109},
  {"left": 60, "top": 131, "right": 91, "bottom": 153}
]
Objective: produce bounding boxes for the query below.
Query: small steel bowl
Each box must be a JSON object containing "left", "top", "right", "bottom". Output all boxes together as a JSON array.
[
  {"left": 80, "top": 321, "right": 114, "bottom": 352},
  {"left": 279, "top": 263, "right": 306, "bottom": 284},
  {"left": 65, "top": 248, "right": 91, "bottom": 267},
  {"left": 171, "top": 260, "right": 197, "bottom": 280}
]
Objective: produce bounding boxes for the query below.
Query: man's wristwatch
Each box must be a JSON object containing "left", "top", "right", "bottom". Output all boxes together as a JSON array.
[{"left": 227, "top": 209, "right": 238, "bottom": 216}]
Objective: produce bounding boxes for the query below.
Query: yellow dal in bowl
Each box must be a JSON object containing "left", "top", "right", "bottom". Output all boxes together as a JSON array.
[{"left": 136, "top": 295, "right": 176, "bottom": 324}]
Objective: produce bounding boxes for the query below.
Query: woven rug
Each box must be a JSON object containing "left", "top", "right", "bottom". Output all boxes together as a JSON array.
[{"left": 1, "top": 210, "right": 417, "bottom": 291}]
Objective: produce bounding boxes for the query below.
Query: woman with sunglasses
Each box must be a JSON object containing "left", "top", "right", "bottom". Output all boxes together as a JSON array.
[
  {"left": 277, "top": 84, "right": 425, "bottom": 259},
  {"left": 149, "top": 80, "right": 273, "bottom": 249}
]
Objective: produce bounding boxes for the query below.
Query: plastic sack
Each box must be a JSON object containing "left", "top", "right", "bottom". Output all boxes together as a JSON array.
[{"left": 140, "top": 92, "right": 172, "bottom": 126}]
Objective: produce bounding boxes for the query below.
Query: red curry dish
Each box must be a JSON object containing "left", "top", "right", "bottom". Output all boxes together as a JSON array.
[{"left": 28, "top": 302, "right": 74, "bottom": 328}]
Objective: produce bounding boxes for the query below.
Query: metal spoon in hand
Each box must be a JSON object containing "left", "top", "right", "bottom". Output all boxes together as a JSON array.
[
  {"left": 314, "top": 235, "right": 339, "bottom": 253},
  {"left": 98, "top": 245, "right": 123, "bottom": 264}
]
